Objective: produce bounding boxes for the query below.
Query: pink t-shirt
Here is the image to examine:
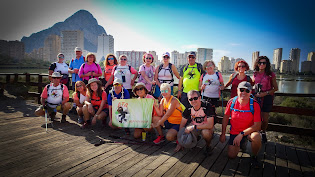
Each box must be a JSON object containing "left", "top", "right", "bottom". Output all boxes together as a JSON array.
[
  {"left": 253, "top": 72, "right": 276, "bottom": 92},
  {"left": 78, "top": 62, "right": 102, "bottom": 81},
  {"left": 138, "top": 64, "right": 156, "bottom": 91},
  {"left": 225, "top": 98, "right": 261, "bottom": 135}
]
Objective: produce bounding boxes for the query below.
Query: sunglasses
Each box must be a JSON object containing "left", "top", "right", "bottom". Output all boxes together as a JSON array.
[
  {"left": 146, "top": 57, "right": 152, "bottom": 60},
  {"left": 258, "top": 62, "right": 267, "bottom": 65},
  {"left": 206, "top": 65, "right": 214, "bottom": 68},
  {"left": 189, "top": 56, "right": 195, "bottom": 59},
  {"left": 160, "top": 89, "right": 169, "bottom": 93},
  {"left": 108, "top": 57, "right": 114, "bottom": 60},
  {"left": 52, "top": 77, "right": 61, "bottom": 80},
  {"left": 240, "top": 88, "right": 250, "bottom": 93},
  {"left": 58, "top": 56, "right": 64, "bottom": 59},
  {"left": 188, "top": 96, "right": 199, "bottom": 101},
  {"left": 120, "top": 58, "right": 127, "bottom": 61},
  {"left": 114, "top": 83, "right": 121, "bottom": 86},
  {"left": 135, "top": 87, "right": 145, "bottom": 92},
  {"left": 238, "top": 65, "right": 246, "bottom": 68},
  {"left": 77, "top": 85, "right": 83, "bottom": 87},
  {"left": 163, "top": 56, "right": 170, "bottom": 59}
]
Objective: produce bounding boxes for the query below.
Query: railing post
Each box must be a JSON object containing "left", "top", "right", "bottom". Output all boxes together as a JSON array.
[
  {"left": 14, "top": 74, "right": 18, "bottom": 83},
  {"left": 26, "top": 73, "right": 30, "bottom": 85},
  {"left": 6, "top": 74, "right": 10, "bottom": 84},
  {"left": 38, "top": 74, "right": 42, "bottom": 94}
]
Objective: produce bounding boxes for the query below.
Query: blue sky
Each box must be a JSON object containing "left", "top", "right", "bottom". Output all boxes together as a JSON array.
[{"left": 1, "top": 0, "right": 314, "bottom": 67}]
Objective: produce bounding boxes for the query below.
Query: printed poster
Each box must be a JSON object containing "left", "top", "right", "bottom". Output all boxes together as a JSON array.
[{"left": 112, "top": 98, "right": 154, "bottom": 128}]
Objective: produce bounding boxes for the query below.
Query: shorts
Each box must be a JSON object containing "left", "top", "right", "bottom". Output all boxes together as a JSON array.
[
  {"left": 228, "top": 134, "right": 248, "bottom": 146},
  {"left": 164, "top": 120, "right": 180, "bottom": 131},
  {"left": 93, "top": 107, "right": 109, "bottom": 116},
  {"left": 39, "top": 104, "right": 62, "bottom": 114},
  {"left": 153, "top": 85, "right": 174, "bottom": 98},
  {"left": 202, "top": 96, "right": 219, "bottom": 107},
  {"left": 261, "top": 95, "right": 273, "bottom": 112}
]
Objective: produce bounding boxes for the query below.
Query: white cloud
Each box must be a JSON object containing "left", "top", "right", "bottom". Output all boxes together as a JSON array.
[{"left": 213, "top": 49, "right": 231, "bottom": 64}]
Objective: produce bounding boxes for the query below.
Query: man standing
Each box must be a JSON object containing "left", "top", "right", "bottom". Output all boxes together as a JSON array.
[
  {"left": 220, "top": 81, "right": 262, "bottom": 168},
  {"left": 177, "top": 51, "right": 204, "bottom": 109},
  {"left": 34, "top": 72, "right": 71, "bottom": 123},
  {"left": 177, "top": 90, "right": 215, "bottom": 155},
  {"left": 69, "top": 47, "right": 85, "bottom": 90}
]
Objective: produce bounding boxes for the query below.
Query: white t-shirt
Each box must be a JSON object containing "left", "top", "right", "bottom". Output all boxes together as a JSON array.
[{"left": 201, "top": 73, "right": 221, "bottom": 98}]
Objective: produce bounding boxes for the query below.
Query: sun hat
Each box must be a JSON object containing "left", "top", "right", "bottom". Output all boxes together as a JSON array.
[
  {"left": 50, "top": 72, "right": 62, "bottom": 78},
  {"left": 132, "top": 82, "right": 148, "bottom": 95},
  {"left": 177, "top": 128, "right": 198, "bottom": 149},
  {"left": 113, "top": 78, "right": 123, "bottom": 85},
  {"left": 87, "top": 78, "right": 101, "bottom": 86}
]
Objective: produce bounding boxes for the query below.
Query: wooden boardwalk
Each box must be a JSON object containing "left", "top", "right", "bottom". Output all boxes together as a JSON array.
[{"left": 0, "top": 95, "right": 314, "bottom": 177}]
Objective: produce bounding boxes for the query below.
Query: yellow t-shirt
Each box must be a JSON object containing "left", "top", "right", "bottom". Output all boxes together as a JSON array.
[{"left": 182, "top": 63, "right": 201, "bottom": 93}]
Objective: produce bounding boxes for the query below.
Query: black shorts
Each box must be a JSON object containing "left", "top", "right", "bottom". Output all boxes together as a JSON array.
[
  {"left": 93, "top": 107, "right": 109, "bottom": 116},
  {"left": 228, "top": 134, "right": 248, "bottom": 146},
  {"left": 202, "top": 96, "right": 219, "bottom": 107},
  {"left": 261, "top": 95, "right": 273, "bottom": 112}
]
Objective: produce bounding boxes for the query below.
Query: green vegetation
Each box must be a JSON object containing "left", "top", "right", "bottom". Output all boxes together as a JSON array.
[{"left": 0, "top": 54, "right": 50, "bottom": 69}]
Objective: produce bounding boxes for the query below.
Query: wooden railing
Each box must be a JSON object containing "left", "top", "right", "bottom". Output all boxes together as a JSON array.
[{"left": 1, "top": 73, "right": 315, "bottom": 137}]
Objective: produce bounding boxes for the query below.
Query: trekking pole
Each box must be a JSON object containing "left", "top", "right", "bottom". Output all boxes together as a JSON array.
[
  {"left": 220, "top": 85, "right": 224, "bottom": 116},
  {"left": 44, "top": 109, "right": 48, "bottom": 132}
]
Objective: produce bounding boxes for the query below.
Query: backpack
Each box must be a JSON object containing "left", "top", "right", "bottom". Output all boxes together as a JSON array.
[
  {"left": 231, "top": 73, "right": 251, "bottom": 83},
  {"left": 113, "top": 65, "right": 132, "bottom": 73},
  {"left": 230, "top": 96, "right": 254, "bottom": 115},
  {"left": 174, "top": 96, "right": 186, "bottom": 113},
  {"left": 138, "top": 65, "right": 154, "bottom": 81},
  {"left": 201, "top": 71, "right": 220, "bottom": 81},
  {"left": 158, "top": 63, "right": 174, "bottom": 83},
  {"left": 46, "top": 84, "right": 64, "bottom": 105},
  {"left": 183, "top": 63, "right": 203, "bottom": 75}
]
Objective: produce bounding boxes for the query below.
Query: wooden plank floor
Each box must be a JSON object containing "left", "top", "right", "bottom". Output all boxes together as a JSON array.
[{"left": 0, "top": 94, "right": 315, "bottom": 177}]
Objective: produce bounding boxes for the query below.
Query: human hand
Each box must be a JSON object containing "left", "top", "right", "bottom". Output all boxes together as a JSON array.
[
  {"left": 151, "top": 81, "right": 156, "bottom": 85},
  {"left": 184, "top": 125, "right": 194, "bottom": 133},
  {"left": 74, "top": 69, "right": 79, "bottom": 74},
  {"left": 201, "top": 84, "right": 206, "bottom": 90},
  {"left": 233, "top": 134, "right": 243, "bottom": 146},
  {"left": 220, "top": 134, "right": 226, "bottom": 143}
]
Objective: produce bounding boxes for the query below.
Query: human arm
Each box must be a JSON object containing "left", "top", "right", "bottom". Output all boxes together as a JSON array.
[
  {"left": 218, "top": 72, "right": 225, "bottom": 90},
  {"left": 154, "top": 66, "right": 161, "bottom": 87},
  {"left": 224, "top": 73, "right": 234, "bottom": 88},
  {"left": 177, "top": 77, "right": 183, "bottom": 99},
  {"left": 130, "top": 67, "right": 138, "bottom": 86},
  {"left": 104, "top": 75, "right": 114, "bottom": 89},
  {"left": 153, "top": 99, "right": 163, "bottom": 117},
  {"left": 61, "top": 85, "right": 69, "bottom": 105},
  {"left": 72, "top": 92, "right": 83, "bottom": 107},
  {"left": 199, "top": 75, "right": 205, "bottom": 91},
  {"left": 172, "top": 64, "right": 181, "bottom": 79}
]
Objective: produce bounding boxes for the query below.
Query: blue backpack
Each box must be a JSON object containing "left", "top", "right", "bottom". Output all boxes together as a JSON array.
[{"left": 230, "top": 96, "right": 254, "bottom": 115}]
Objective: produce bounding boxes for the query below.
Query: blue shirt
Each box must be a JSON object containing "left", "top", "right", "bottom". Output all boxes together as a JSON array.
[
  {"left": 107, "top": 88, "right": 130, "bottom": 106},
  {"left": 69, "top": 56, "right": 85, "bottom": 82}
]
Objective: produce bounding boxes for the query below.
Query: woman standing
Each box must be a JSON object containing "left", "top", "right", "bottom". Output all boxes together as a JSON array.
[
  {"left": 224, "top": 60, "right": 253, "bottom": 98},
  {"left": 72, "top": 81, "right": 87, "bottom": 124},
  {"left": 138, "top": 53, "right": 156, "bottom": 92},
  {"left": 82, "top": 78, "right": 108, "bottom": 128},
  {"left": 253, "top": 56, "right": 278, "bottom": 143},
  {"left": 49, "top": 53, "right": 69, "bottom": 87},
  {"left": 103, "top": 54, "right": 118, "bottom": 95},
  {"left": 105, "top": 55, "right": 138, "bottom": 97},
  {"left": 153, "top": 52, "right": 180, "bottom": 98},
  {"left": 79, "top": 53, "right": 102, "bottom": 84},
  {"left": 199, "top": 60, "right": 224, "bottom": 107}
]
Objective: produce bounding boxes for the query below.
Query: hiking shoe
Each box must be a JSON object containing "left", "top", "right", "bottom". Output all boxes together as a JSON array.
[
  {"left": 153, "top": 135, "right": 165, "bottom": 144},
  {"left": 261, "top": 132, "right": 267, "bottom": 143},
  {"left": 81, "top": 122, "right": 89, "bottom": 129},
  {"left": 49, "top": 112, "right": 56, "bottom": 121},
  {"left": 61, "top": 115, "right": 67, "bottom": 123},
  {"left": 204, "top": 146, "right": 214, "bottom": 156},
  {"left": 125, "top": 128, "right": 130, "bottom": 135},
  {"left": 78, "top": 117, "right": 84, "bottom": 124},
  {"left": 241, "top": 140, "right": 248, "bottom": 152},
  {"left": 251, "top": 156, "right": 260, "bottom": 169}
]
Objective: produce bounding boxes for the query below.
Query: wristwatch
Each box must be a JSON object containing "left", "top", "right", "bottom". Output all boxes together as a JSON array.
[
  {"left": 240, "top": 131, "right": 245, "bottom": 136},
  {"left": 266, "top": 91, "right": 270, "bottom": 95}
]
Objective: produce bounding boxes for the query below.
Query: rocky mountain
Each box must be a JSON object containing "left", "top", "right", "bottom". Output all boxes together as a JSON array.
[{"left": 21, "top": 9, "right": 106, "bottom": 53}]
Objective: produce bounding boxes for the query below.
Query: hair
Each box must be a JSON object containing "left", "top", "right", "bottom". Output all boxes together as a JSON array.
[
  {"left": 85, "top": 53, "right": 96, "bottom": 62},
  {"left": 74, "top": 81, "right": 87, "bottom": 93},
  {"left": 104, "top": 53, "right": 118, "bottom": 67},
  {"left": 160, "top": 83, "right": 171, "bottom": 91},
  {"left": 86, "top": 81, "right": 103, "bottom": 98},
  {"left": 203, "top": 60, "right": 216, "bottom": 71},
  {"left": 118, "top": 54, "right": 128, "bottom": 64},
  {"left": 133, "top": 84, "right": 148, "bottom": 96},
  {"left": 142, "top": 53, "right": 154, "bottom": 63},
  {"left": 254, "top": 56, "right": 272, "bottom": 75},
  {"left": 187, "top": 90, "right": 201, "bottom": 98},
  {"left": 234, "top": 60, "right": 250, "bottom": 71}
]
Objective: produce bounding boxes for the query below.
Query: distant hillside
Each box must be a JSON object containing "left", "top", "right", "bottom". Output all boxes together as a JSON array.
[{"left": 21, "top": 9, "right": 106, "bottom": 53}]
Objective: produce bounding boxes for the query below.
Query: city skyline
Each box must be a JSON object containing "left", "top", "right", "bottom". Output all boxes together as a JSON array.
[{"left": 1, "top": 0, "right": 315, "bottom": 68}]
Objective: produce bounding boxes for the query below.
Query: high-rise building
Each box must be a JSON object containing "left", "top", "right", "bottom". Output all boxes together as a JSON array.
[
  {"left": 44, "top": 35, "right": 61, "bottom": 62},
  {"left": 61, "top": 30, "right": 84, "bottom": 62},
  {"left": 218, "top": 56, "right": 231, "bottom": 73},
  {"left": 273, "top": 48, "right": 282, "bottom": 71},
  {"left": 289, "top": 48, "right": 301, "bottom": 73},
  {"left": 301, "top": 61, "right": 312, "bottom": 73},
  {"left": 96, "top": 33, "right": 114, "bottom": 63},
  {"left": 197, "top": 48, "right": 213, "bottom": 64},
  {"left": 0, "top": 40, "right": 25, "bottom": 61},
  {"left": 230, "top": 57, "right": 236, "bottom": 70},
  {"left": 149, "top": 51, "right": 158, "bottom": 66},
  {"left": 252, "top": 51, "right": 259, "bottom": 70},
  {"left": 280, "top": 60, "right": 292, "bottom": 74},
  {"left": 116, "top": 50, "right": 146, "bottom": 69},
  {"left": 307, "top": 52, "right": 315, "bottom": 74},
  {"left": 171, "top": 50, "right": 179, "bottom": 67}
]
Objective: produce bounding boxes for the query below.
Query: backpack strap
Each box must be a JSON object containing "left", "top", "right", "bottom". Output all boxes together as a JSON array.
[
  {"left": 231, "top": 73, "right": 238, "bottom": 83},
  {"left": 249, "top": 97, "right": 254, "bottom": 115},
  {"left": 230, "top": 96, "right": 254, "bottom": 115}
]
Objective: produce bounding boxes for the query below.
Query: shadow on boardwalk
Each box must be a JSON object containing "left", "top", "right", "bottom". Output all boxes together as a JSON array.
[{"left": 0, "top": 91, "right": 314, "bottom": 176}]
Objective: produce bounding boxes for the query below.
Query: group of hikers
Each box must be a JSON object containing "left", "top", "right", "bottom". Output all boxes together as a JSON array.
[{"left": 34, "top": 47, "right": 278, "bottom": 168}]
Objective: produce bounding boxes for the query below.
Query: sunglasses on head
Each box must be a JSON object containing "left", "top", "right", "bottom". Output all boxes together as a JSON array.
[
  {"left": 258, "top": 62, "right": 266, "bottom": 65},
  {"left": 160, "top": 89, "right": 169, "bottom": 93},
  {"left": 108, "top": 57, "right": 114, "bottom": 60},
  {"left": 238, "top": 65, "right": 246, "bottom": 68},
  {"left": 120, "top": 58, "right": 127, "bottom": 61},
  {"left": 240, "top": 88, "right": 250, "bottom": 93},
  {"left": 188, "top": 96, "right": 199, "bottom": 101},
  {"left": 163, "top": 56, "right": 170, "bottom": 59},
  {"left": 135, "top": 87, "right": 145, "bottom": 92}
]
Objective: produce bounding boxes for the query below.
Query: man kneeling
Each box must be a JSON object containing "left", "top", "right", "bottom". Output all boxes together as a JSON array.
[
  {"left": 177, "top": 90, "right": 215, "bottom": 155},
  {"left": 220, "top": 81, "right": 262, "bottom": 168},
  {"left": 34, "top": 72, "right": 71, "bottom": 123}
]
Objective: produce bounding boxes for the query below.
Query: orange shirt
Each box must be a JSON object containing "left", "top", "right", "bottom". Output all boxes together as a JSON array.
[
  {"left": 91, "top": 91, "right": 108, "bottom": 109},
  {"left": 163, "top": 96, "right": 182, "bottom": 124}
]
